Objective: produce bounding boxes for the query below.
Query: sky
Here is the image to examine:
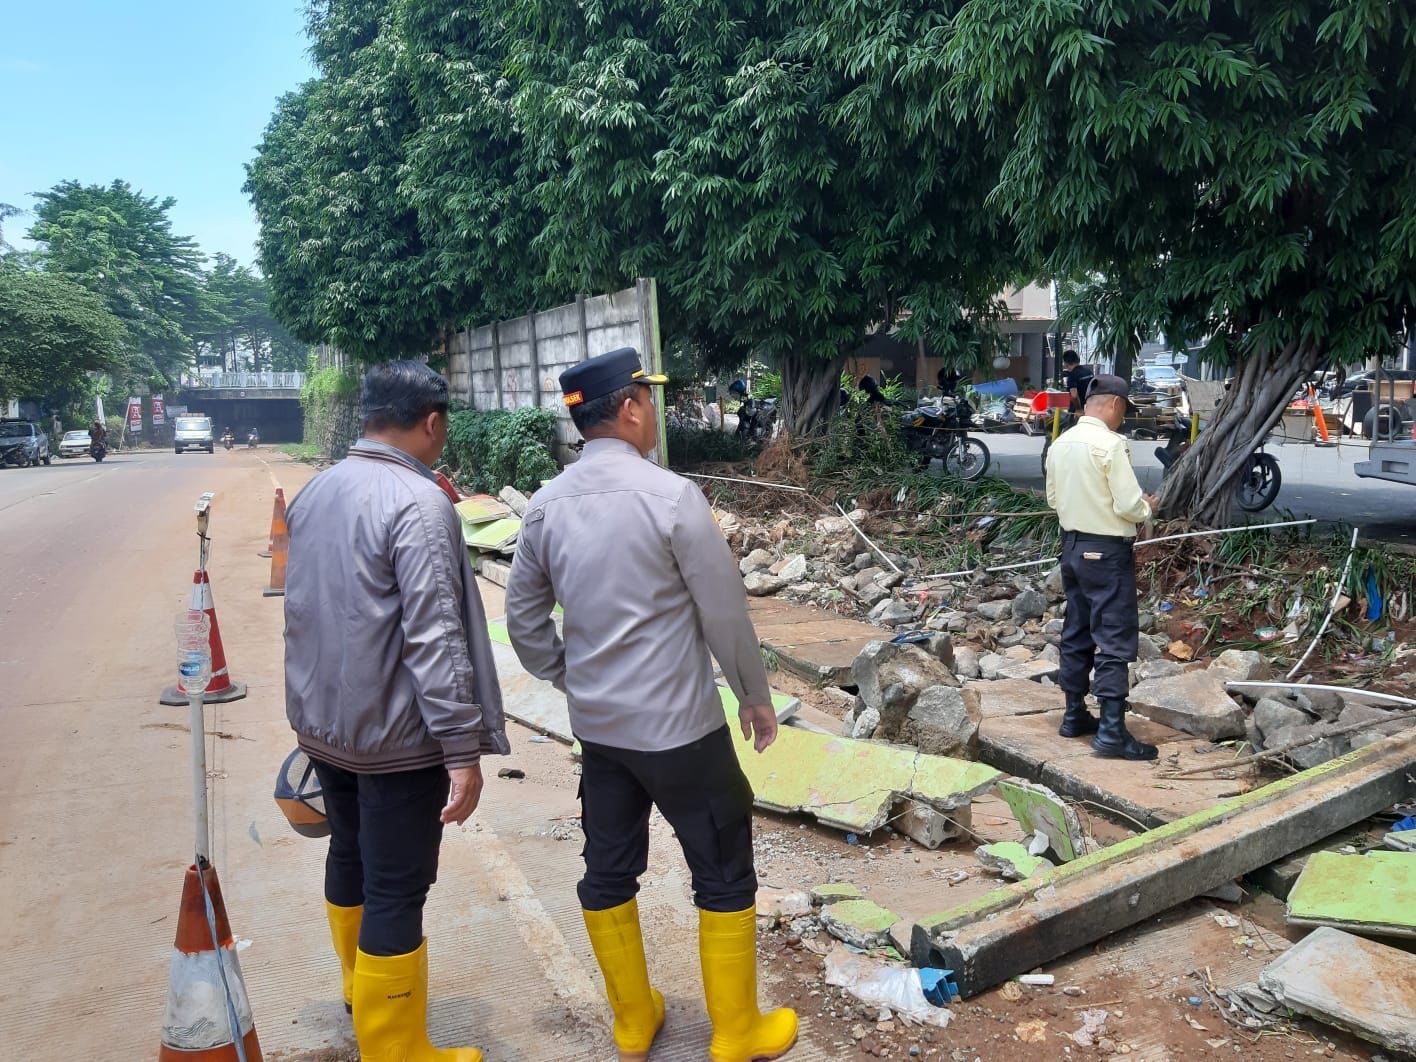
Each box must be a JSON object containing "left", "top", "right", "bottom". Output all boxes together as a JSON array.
[{"left": 0, "top": 1, "right": 316, "bottom": 267}]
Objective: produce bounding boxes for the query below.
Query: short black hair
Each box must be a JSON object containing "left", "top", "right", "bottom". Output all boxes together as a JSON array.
[
  {"left": 361, "top": 360, "right": 449, "bottom": 432},
  {"left": 569, "top": 382, "right": 639, "bottom": 436},
  {"left": 1062, "top": 350, "right": 1080, "bottom": 366}
]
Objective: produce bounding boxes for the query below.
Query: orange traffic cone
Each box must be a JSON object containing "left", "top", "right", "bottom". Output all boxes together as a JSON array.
[
  {"left": 158, "top": 862, "right": 263, "bottom": 1061},
  {"left": 262, "top": 502, "right": 288, "bottom": 598},
  {"left": 161, "top": 570, "right": 247, "bottom": 705},
  {"left": 257, "top": 489, "right": 285, "bottom": 558}
]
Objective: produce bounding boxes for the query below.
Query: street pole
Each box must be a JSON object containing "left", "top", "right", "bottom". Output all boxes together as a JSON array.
[{"left": 189, "top": 691, "right": 209, "bottom": 864}]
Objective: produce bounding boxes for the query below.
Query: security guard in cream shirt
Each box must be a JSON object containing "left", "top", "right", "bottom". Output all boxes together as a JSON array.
[
  {"left": 506, "top": 347, "right": 798, "bottom": 1062},
  {"left": 1045, "top": 373, "right": 1159, "bottom": 761}
]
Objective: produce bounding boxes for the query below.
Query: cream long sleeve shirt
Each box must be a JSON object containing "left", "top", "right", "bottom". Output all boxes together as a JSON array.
[
  {"left": 1045, "top": 416, "right": 1152, "bottom": 536},
  {"left": 505, "top": 437, "right": 772, "bottom": 752}
]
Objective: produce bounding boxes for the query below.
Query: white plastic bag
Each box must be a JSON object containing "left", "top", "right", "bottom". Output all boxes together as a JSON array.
[{"left": 823, "top": 945, "right": 953, "bottom": 1028}]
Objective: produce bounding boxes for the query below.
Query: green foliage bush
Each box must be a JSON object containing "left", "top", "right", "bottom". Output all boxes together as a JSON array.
[
  {"left": 300, "top": 358, "right": 360, "bottom": 458},
  {"left": 666, "top": 425, "right": 749, "bottom": 467},
  {"left": 443, "top": 407, "right": 559, "bottom": 495}
]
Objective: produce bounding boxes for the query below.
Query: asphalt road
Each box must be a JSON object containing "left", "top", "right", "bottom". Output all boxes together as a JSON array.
[{"left": 979, "top": 432, "right": 1416, "bottom": 544}]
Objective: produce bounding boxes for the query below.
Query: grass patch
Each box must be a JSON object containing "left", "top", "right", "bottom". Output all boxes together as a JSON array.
[{"left": 277, "top": 442, "right": 324, "bottom": 462}]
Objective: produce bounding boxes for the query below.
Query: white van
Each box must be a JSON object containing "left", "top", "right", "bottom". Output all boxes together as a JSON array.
[{"left": 174, "top": 415, "right": 214, "bottom": 454}]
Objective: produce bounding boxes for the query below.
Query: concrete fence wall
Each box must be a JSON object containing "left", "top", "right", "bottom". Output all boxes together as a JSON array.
[{"left": 444, "top": 279, "right": 663, "bottom": 463}]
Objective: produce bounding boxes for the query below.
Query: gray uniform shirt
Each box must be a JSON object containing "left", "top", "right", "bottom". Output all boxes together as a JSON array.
[{"left": 505, "top": 437, "right": 772, "bottom": 752}]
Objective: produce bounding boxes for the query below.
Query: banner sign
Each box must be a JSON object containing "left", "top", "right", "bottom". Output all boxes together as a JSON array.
[
  {"left": 151, "top": 394, "right": 166, "bottom": 426},
  {"left": 126, "top": 396, "right": 144, "bottom": 436}
]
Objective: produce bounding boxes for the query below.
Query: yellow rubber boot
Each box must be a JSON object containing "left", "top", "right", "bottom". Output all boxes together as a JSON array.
[
  {"left": 324, "top": 901, "right": 362, "bottom": 1013},
  {"left": 352, "top": 940, "right": 483, "bottom": 1061},
  {"left": 698, "top": 908, "right": 798, "bottom": 1062},
  {"left": 582, "top": 899, "right": 666, "bottom": 1061}
]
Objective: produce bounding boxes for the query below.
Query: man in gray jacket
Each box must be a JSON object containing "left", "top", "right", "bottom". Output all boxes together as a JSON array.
[
  {"left": 285, "top": 361, "right": 508, "bottom": 1061},
  {"left": 506, "top": 347, "right": 796, "bottom": 1062}
]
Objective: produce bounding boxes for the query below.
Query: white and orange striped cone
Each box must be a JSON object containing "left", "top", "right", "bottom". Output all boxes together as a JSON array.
[
  {"left": 158, "top": 862, "right": 263, "bottom": 1061},
  {"left": 161, "top": 570, "right": 247, "bottom": 705},
  {"left": 257, "top": 489, "right": 285, "bottom": 558}
]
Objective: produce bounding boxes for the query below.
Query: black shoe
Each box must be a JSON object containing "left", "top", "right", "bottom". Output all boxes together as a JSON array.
[
  {"left": 1058, "top": 692, "right": 1099, "bottom": 738},
  {"left": 1091, "top": 697, "right": 1158, "bottom": 760}
]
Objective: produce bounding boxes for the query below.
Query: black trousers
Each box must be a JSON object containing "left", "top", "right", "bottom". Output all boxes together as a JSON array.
[
  {"left": 1058, "top": 532, "right": 1139, "bottom": 701},
  {"left": 577, "top": 724, "right": 757, "bottom": 914},
  {"left": 312, "top": 759, "right": 450, "bottom": 957}
]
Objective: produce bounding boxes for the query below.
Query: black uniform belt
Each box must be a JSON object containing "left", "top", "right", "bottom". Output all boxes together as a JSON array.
[{"left": 1063, "top": 531, "right": 1134, "bottom": 544}]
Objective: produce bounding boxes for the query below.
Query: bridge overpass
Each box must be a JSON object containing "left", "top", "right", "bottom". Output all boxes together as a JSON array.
[{"left": 175, "top": 372, "right": 305, "bottom": 443}]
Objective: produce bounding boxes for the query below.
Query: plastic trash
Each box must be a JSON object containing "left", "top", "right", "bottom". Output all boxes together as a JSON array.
[
  {"left": 823, "top": 945, "right": 953, "bottom": 1028},
  {"left": 1391, "top": 815, "right": 1416, "bottom": 833},
  {"left": 918, "top": 968, "right": 960, "bottom": 1005}
]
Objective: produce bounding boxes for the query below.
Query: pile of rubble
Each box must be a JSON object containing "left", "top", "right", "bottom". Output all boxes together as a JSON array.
[{"left": 724, "top": 504, "right": 1412, "bottom": 772}]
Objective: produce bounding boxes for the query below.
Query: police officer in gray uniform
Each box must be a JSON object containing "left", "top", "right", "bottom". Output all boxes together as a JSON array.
[
  {"left": 505, "top": 347, "right": 797, "bottom": 1062},
  {"left": 1044, "top": 373, "right": 1159, "bottom": 761}
]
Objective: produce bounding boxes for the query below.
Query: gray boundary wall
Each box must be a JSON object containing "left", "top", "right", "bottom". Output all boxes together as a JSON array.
[{"left": 444, "top": 278, "right": 664, "bottom": 464}]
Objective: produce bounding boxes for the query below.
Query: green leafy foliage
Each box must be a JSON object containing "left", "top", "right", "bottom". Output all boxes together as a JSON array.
[
  {"left": 666, "top": 425, "right": 749, "bottom": 466},
  {"left": 442, "top": 407, "right": 559, "bottom": 495},
  {"left": 0, "top": 262, "right": 125, "bottom": 404},
  {"left": 29, "top": 180, "right": 207, "bottom": 388},
  {"left": 194, "top": 254, "right": 306, "bottom": 372},
  {"left": 300, "top": 360, "right": 361, "bottom": 458},
  {"left": 941, "top": 1, "right": 1416, "bottom": 522}
]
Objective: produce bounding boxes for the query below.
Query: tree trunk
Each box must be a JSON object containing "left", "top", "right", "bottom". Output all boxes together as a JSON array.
[
  {"left": 1112, "top": 330, "right": 1139, "bottom": 384},
  {"left": 780, "top": 350, "right": 846, "bottom": 436},
  {"left": 1158, "top": 341, "right": 1320, "bottom": 526}
]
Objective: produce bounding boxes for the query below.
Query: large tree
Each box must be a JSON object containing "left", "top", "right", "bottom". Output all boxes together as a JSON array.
[
  {"left": 28, "top": 180, "right": 207, "bottom": 387},
  {"left": 943, "top": 0, "right": 1416, "bottom": 524},
  {"left": 510, "top": 0, "right": 1016, "bottom": 432},
  {"left": 0, "top": 262, "right": 125, "bottom": 404},
  {"left": 193, "top": 254, "right": 307, "bottom": 372}
]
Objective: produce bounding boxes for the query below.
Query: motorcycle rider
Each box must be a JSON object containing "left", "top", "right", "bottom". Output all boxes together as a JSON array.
[
  {"left": 88, "top": 419, "right": 107, "bottom": 451},
  {"left": 247, "top": 426, "right": 260, "bottom": 447},
  {"left": 222, "top": 427, "right": 235, "bottom": 449}
]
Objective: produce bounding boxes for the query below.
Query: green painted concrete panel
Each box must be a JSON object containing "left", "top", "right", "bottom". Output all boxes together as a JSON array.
[
  {"left": 1287, "top": 851, "right": 1416, "bottom": 937},
  {"left": 465, "top": 517, "right": 521, "bottom": 552}
]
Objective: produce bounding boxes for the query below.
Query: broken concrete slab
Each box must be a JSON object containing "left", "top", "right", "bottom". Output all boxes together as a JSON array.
[
  {"left": 1285, "top": 850, "right": 1416, "bottom": 939},
  {"left": 912, "top": 731, "right": 1416, "bottom": 997},
  {"left": 1258, "top": 927, "right": 1416, "bottom": 1056},
  {"left": 454, "top": 494, "right": 513, "bottom": 529},
  {"left": 1129, "top": 669, "right": 1246, "bottom": 740},
  {"left": 497, "top": 484, "right": 530, "bottom": 516},
  {"left": 477, "top": 557, "right": 512, "bottom": 588},
  {"left": 970, "top": 678, "right": 1058, "bottom": 720},
  {"left": 1267, "top": 722, "right": 1351, "bottom": 769},
  {"left": 976, "top": 842, "right": 1053, "bottom": 880},
  {"left": 744, "top": 571, "right": 787, "bottom": 596},
  {"left": 820, "top": 899, "right": 901, "bottom": 950},
  {"left": 736, "top": 721, "right": 1001, "bottom": 834},
  {"left": 810, "top": 883, "right": 863, "bottom": 906},
  {"left": 895, "top": 799, "right": 970, "bottom": 850},
  {"left": 1252, "top": 697, "right": 1312, "bottom": 740},
  {"left": 755, "top": 887, "right": 813, "bottom": 919},
  {"left": 739, "top": 548, "right": 775, "bottom": 575},
  {"left": 995, "top": 658, "right": 1060, "bottom": 683},
  {"left": 747, "top": 597, "right": 879, "bottom": 684},
  {"left": 996, "top": 779, "right": 1085, "bottom": 862},
  {"left": 464, "top": 516, "right": 521, "bottom": 554}
]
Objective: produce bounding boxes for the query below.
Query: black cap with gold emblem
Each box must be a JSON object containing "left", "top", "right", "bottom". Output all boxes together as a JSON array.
[{"left": 559, "top": 347, "right": 668, "bottom": 408}]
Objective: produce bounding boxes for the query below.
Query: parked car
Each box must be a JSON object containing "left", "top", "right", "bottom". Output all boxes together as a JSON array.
[
  {"left": 0, "top": 419, "right": 51, "bottom": 467},
  {"left": 58, "top": 430, "right": 93, "bottom": 459},
  {"left": 174, "top": 415, "right": 215, "bottom": 454}
]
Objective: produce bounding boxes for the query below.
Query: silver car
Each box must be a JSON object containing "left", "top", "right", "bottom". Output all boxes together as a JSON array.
[
  {"left": 174, "top": 415, "right": 215, "bottom": 454},
  {"left": 0, "top": 419, "right": 51, "bottom": 467}
]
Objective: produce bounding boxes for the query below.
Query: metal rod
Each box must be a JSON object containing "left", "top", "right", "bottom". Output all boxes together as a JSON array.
[
  {"left": 838, "top": 504, "right": 903, "bottom": 574},
  {"left": 1224, "top": 680, "right": 1416, "bottom": 708},
  {"left": 681, "top": 472, "right": 809, "bottom": 492},
  {"left": 1140, "top": 518, "right": 1318, "bottom": 547},
  {"left": 190, "top": 691, "right": 209, "bottom": 863},
  {"left": 914, "top": 517, "right": 1321, "bottom": 583},
  {"left": 1286, "top": 527, "right": 1360, "bottom": 680}
]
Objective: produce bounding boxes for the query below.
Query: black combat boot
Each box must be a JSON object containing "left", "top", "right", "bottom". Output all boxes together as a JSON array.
[
  {"left": 1058, "top": 692, "right": 1098, "bottom": 738},
  {"left": 1091, "top": 697, "right": 1158, "bottom": 760}
]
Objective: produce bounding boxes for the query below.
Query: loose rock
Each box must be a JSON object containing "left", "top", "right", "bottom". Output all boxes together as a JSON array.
[{"left": 1129, "top": 670, "right": 1246, "bottom": 740}]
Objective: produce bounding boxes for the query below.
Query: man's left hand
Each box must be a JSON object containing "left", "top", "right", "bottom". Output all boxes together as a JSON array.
[{"left": 739, "top": 704, "right": 778, "bottom": 753}]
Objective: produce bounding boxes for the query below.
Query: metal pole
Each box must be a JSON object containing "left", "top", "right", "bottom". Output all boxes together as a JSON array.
[{"left": 190, "top": 691, "right": 209, "bottom": 864}]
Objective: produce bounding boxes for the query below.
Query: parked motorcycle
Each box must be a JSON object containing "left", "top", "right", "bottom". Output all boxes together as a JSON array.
[
  {"left": 89, "top": 441, "right": 107, "bottom": 463},
  {"left": 729, "top": 380, "right": 778, "bottom": 445},
  {"left": 1155, "top": 416, "right": 1282, "bottom": 512},
  {"left": 901, "top": 396, "right": 991, "bottom": 480}
]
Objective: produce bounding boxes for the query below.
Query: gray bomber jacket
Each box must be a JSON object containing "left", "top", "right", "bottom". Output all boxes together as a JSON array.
[{"left": 284, "top": 440, "right": 509, "bottom": 772}]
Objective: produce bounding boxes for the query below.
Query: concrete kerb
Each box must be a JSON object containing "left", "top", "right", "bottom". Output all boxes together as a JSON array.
[{"left": 910, "top": 730, "right": 1416, "bottom": 997}]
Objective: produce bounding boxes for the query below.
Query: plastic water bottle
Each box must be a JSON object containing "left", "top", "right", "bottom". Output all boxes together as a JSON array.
[{"left": 175, "top": 611, "right": 212, "bottom": 695}]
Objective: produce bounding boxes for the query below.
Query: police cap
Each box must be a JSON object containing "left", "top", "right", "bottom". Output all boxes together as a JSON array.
[
  {"left": 1086, "top": 374, "right": 1131, "bottom": 401},
  {"left": 559, "top": 347, "right": 668, "bottom": 408}
]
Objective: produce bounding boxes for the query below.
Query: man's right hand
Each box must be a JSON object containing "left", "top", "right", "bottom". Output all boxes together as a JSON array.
[
  {"left": 441, "top": 765, "right": 484, "bottom": 825},
  {"left": 1143, "top": 493, "right": 1160, "bottom": 511},
  {"left": 739, "top": 704, "right": 779, "bottom": 753}
]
